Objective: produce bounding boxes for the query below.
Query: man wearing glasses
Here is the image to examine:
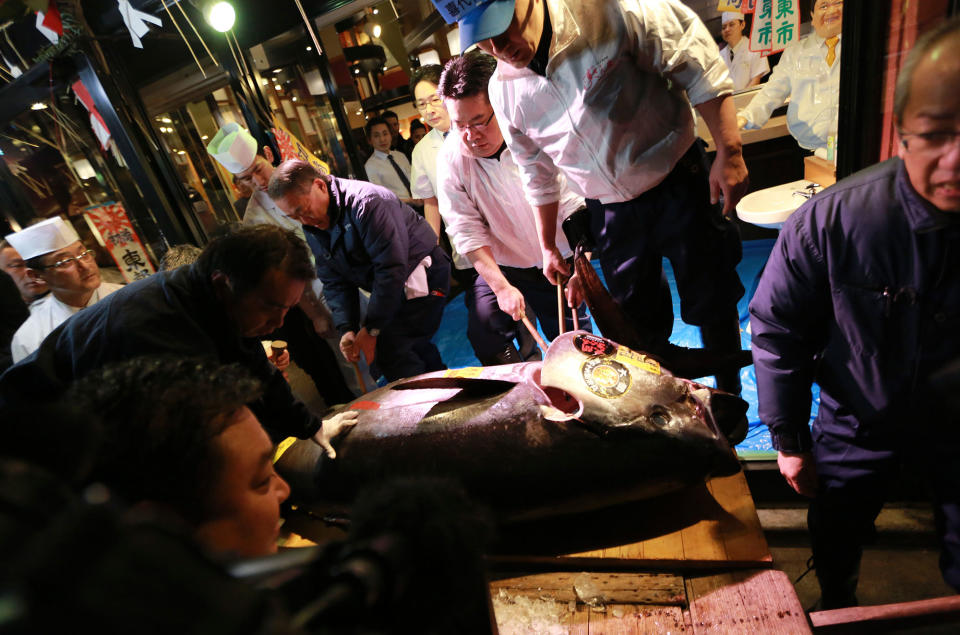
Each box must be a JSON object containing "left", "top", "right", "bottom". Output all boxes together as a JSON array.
[
  {"left": 6, "top": 217, "right": 122, "bottom": 363},
  {"left": 437, "top": 51, "right": 590, "bottom": 346},
  {"left": 750, "top": 18, "right": 960, "bottom": 609}
]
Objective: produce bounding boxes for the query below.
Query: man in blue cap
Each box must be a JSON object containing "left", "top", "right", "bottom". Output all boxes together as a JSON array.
[{"left": 433, "top": 0, "right": 748, "bottom": 394}]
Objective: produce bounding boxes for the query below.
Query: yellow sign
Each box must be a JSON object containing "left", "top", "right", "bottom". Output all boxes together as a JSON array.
[
  {"left": 444, "top": 367, "right": 483, "bottom": 378},
  {"left": 717, "top": 0, "right": 742, "bottom": 10},
  {"left": 616, "top": 346, "right": 662, "bottom": 375},
  {"left": 272, "top": 117, "right": 330, "bottom": 175}
]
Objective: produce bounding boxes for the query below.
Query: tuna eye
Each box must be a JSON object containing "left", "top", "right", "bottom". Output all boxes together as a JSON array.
[{"left": 650, "top": 408, "right": 670, "bottom": 428}]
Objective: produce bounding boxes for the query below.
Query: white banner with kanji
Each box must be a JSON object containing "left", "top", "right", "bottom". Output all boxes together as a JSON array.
[
  {"left": 84, "top": 202, "right": 155, "bottom": 282},
  {"left": 749, "top": 0, "right": 799, "bottom": 57}
]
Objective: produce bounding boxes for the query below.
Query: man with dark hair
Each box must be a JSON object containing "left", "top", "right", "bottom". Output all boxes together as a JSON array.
[
  {"left": 381, "top": 109, "right": 412, "bottom": 159},
  {"left": 750, "top": 17, "right": 960, "bottom": 608},
  {"left": 409, "top": 120, "right": 427, "bottom": 145},
  {"left": 434, "top": 0, "right": 747, "bottom": 394},
  {"left": 0, "top": 239, "right": 48, "bottom": 305},
  {"left": 437, "top": 51, "right": 591, "bottom": 355},
  {"left": 269, "top": 160, "right": 450, "bottom": 382},
  {"left": 364, "top": 117, "right": 419, "bottom": 209},
  {"left": 0, "top": 225, "right": 357, "bottom": 456}
]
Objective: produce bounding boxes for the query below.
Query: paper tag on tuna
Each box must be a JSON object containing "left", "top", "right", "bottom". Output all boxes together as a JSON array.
[
  {"left": 445, "top": 367, "right": 483, "bottom": 378},
  {"left": 615, "top": 346, "right": 661, "bottom": 375},
  {"left": 574, "top": 334, "right": 616, "bottom": 357},
  {"left": 581, "top": 358, "right": 631, "bottom": 398}
]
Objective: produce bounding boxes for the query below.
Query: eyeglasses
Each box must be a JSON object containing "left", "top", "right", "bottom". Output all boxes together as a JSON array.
[
  {"left": 899, "top": 129, "right": 960, "bottom": 154},
  {"left": 457, "top": 110, "right": 496, "bottom": 135},
  {"left": 42, "top": 249, "right": 96, "bottom": 270},
  {"left": 415, "top": 94, "right": 443, "bottom": 111}
]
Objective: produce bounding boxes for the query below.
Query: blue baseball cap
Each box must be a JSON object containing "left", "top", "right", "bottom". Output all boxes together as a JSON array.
[{"left": 431, "top": 0, "right": 516, "bottom": 51}]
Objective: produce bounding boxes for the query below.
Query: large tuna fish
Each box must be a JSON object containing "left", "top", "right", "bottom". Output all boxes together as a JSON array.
[{"left": 275, "top": 332, "right": 745, "bottom": 522}]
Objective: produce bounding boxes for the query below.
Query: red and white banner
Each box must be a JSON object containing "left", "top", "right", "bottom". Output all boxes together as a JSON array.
[
  {"left": 273, "top": 118, "right": 330, "bottom": 175},
  {"left": 72, "top": 79, "right": 111, "bottom": 150},
  {"left": 84, "top": 202, "right": 155, "bottom": 282}
]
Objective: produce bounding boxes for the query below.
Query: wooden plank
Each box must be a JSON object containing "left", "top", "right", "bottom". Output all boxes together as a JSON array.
[
  {"left": 555, "top": 471, "right": 770, "bottom": 568},
  {"left": 491, "top": 572, "right": 685, "bottom": 606},
  {"left": 686, "top": 569, "right": 810, "bottom": 634},
  {"left": 809, "top": 594, "right": 960, "bottom": 632}
]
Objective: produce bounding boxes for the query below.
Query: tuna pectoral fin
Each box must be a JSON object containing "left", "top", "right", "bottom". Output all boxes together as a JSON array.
[
  {"left": 574, "top": 246, "right": 753, "bottom": 381},
  {"left": 709, "top": 391, "right": 750, "bottom": 446}
]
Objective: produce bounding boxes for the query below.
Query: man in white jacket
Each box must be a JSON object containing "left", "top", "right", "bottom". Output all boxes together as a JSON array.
[
  {"left": 7, "top": 217, "right": 122, "bottom": 362},
  {"left": 434, "top": 0, "right": 747, "bottom": 393},
  {"left": 437, "top": 51, "right": 590, "bottom": 345}
]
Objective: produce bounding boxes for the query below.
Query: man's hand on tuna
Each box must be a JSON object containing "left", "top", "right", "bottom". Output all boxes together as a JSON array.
[{"left": 313, "top": 410, "right": 360, "bottom": 459}]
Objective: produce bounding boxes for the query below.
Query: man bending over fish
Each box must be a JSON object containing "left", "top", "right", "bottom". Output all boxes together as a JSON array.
[
  {"left": 269, "top": 160, "right": 451, "bottom": 382},
  {"left": 437, "top": 50, "right": 591, "bottom": 348}
]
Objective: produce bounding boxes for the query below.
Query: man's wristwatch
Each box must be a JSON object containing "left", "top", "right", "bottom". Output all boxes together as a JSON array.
[{"left": 367, "top": 327, "right": 381, "bottom": 337}]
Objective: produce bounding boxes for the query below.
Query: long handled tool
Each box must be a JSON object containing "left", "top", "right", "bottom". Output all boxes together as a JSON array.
[{"left": 520, "top": 316, "right": 549, "bottom": 354}]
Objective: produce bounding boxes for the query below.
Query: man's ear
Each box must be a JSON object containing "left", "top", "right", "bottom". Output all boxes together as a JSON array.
[
  {"left": 211, "top": 271, "right": 233, "bottom": 300},
  {"left": 262, "top": 145, "right": 275, "bottom": 165},
  {"left": 314, "top": 177, "right": 328, "bottom": 195}
]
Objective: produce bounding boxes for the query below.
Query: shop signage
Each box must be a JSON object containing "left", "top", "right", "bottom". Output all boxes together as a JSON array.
[
  {"left": 83, "top": 202, "right": 155, "bottom": 282},
  {"left": 746, "top": 0, "right": 799, "bottom": 57},
  {"left": 272, "top": 118, "right": 330, "bottom": 175}
]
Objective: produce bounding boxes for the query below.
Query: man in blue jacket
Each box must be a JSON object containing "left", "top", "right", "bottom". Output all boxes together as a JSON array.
[
  {"left": 269, "top": 159, "right": 450, "bottom": 382},
  {"left": 749, "top": 18, "right": 960, "bottom": 609}
]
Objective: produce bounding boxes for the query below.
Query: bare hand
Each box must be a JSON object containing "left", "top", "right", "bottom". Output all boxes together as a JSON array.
[
  {"left": 710, "top": 149, "right": 749, "bottom": 218},
  {"left": 565, "top": 271, "right": 585, "bottom": 309},
  {"left": 495, "top": 285, "right": 526, "bottom": 321},
  {"left": 340, "top": 331, "right": 357, "bottom": 362},
  {"left": 313, "top": 410, "right": 360, "bottom": 459},
  {"left": 269, "top": 349, "right": 291, "bottom": 372},
  {"left": 541, "top": 248, "right": 570, "bottom": 286},
  {"left": 777, "top": 451, "right": 817, "bottom": 497}
]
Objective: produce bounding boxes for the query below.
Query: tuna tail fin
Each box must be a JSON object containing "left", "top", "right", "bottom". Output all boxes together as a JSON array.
[{"left": 574, "top": 245, "right": 753, "bottom": 380}]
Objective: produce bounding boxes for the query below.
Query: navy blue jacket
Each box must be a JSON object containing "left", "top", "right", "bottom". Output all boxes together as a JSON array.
[
  {"left": 749, "top": 158, "right": 960, "bottom": 453},
  {"left": 303, "top": 177, "right": 438, "bottom": 335},
  {"left": 0, "top": 265, "right": 321, "bottom": 440}
]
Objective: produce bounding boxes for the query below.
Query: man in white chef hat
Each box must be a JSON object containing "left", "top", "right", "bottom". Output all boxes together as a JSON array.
[{"left": 6, "top": 217, "right": 123, "bottom": 363}]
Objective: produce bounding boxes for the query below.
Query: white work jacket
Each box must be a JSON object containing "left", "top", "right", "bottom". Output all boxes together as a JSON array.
[
  {"left": 720, "top": 37, "right": 770, "bottom": 91},
  {"left": 739, "top": 33, "right": 840, "bottom": 151},
  {"left": 489, "top": 0, "right": 733, "bottom": 206},
  {"left": 409, "top": 127, "right": 445, "bottom": 200},
  {"left": 11, "top": 282, "right": 123, "bottom": 362},
  {"left": 437, "top": 134, "right": 583, "bottom": 269}
]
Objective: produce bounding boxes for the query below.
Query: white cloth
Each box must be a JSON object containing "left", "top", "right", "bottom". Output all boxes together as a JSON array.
[
  {"left": 364, "top": 150, "right": 412, "bottom": 200},
  {"left": 437, "top": 134, "right": 584, "bottom": 269},
  {"left": 719, "top": 38, "right": 769, "bottom": 91},
  {"left": 489, "top": 0, "right": 733, "bottom": 206},
  {"left": 739, "top": 33, "right": 841, "bottom": 151},
  {"left": 403, "top": 256, "right": 432, "bottom": 300},
  {"left": 11, "top": 282, "right": 123, "bottom": 362},
  {"left": 409, "top": 127, "right": 445, "bottom": 200}
]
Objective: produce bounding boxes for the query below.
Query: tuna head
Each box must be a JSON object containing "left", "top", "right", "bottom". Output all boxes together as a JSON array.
[{"left": 540, "top": 332, "right": 743, "bottom": 476}]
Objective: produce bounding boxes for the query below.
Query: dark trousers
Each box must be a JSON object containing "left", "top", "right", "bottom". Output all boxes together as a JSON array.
[
  {"left": 457, "top": 268, "right": 529, "bottom": 364},
  {"left": 809, "top": 418, "right": 960, "bottom": 608},
  {"left": 471, "top": 264, "right": 592, "bottom": 344},
  {"left": 376, "top": 246, "right": 450, "bottom": 381},
  {"left": 585, "top": 141, "right": 744, "bottom": 390},
  {"left": 269, "top": 305, "right": 356, "bottom": 405}
]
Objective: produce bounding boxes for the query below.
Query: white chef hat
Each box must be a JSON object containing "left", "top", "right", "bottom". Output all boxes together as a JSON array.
[
  {"left": 722, "top": 11, "right": 745, "bottom": 24},
  {"left": 206, "top": 122, "right": 258, "bottom": 174},
  {"left": 4, "top": 217, "right": 81, "bottom": 260}
]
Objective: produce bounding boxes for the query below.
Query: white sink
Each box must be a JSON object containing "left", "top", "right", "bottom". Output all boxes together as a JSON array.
[{"left": 736, "top": 179, "right": 821, "bottom": 229}]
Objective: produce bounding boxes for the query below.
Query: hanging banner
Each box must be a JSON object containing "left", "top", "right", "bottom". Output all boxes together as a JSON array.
[
  {"left": 84, "top": 202, "right": 155, "bottom": 282},
  {"left": 750, "top": 0, "right": 798, "bottom": 56},
  {"left": 72, "top": 79, "right": 111, "bottom": 150},
  {"left": 272, "top": 117, "right": 330, "bottom": 175},
  {"left": 716, "top": 0, "right": 742, "bottom": 11}
]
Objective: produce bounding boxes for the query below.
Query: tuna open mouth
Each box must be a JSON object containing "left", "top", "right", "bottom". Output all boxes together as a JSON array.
[{"left": 531, "top": 368, "right": 583, "bottom": 421}]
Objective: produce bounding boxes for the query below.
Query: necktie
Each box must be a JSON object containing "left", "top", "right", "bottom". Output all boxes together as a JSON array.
[
  {"left": 825, "top": 36, "right": 839, "bottom": 67},
  {"left": 386, "top": 154, "right": 411, "bottom": 197}
]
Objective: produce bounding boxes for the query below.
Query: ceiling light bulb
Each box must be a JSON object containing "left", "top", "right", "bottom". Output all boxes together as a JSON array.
[
  {"left": 372, "top": 24, "right": 381, "bottom": 38},
  {"left": 206, "top": 2, "right": 235, "bottom": 32}
]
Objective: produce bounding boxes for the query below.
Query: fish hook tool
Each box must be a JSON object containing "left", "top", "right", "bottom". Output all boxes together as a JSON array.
[{"left": 521, "top": 316, "right": 549, "bottom": 354}]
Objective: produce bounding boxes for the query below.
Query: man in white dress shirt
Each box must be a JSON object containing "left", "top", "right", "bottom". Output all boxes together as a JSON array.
[
  {"left": 437, "top": 51, "right": 591, "bottom": 343},
  {"left": 363, "top": 117, "right": 420, "bottom": 209},
  {"left": 719, "top": 11, "right": 769, "bottom": 91},
  {"left": 7, "top": 217, "right": 122, "bottom": 362},
  {"left": 737, "top": 0, "right": 843, "bottom": 151}
]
